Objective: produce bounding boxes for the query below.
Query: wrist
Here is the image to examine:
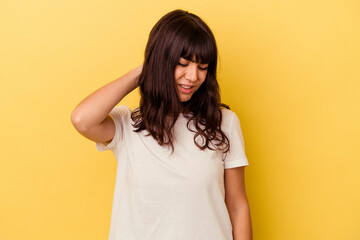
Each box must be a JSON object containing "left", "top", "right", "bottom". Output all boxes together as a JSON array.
[{"left": 131, "top": 64, "right": 143, "bottom": 87}]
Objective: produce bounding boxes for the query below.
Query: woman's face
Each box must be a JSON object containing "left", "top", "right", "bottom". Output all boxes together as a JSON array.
[{"left": 174, "top": 57, "right": 209, "bottom": 102}]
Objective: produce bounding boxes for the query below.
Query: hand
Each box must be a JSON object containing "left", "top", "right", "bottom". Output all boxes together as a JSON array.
[{"left": 133, "top": 64, "right": 143, "bottom": 86}]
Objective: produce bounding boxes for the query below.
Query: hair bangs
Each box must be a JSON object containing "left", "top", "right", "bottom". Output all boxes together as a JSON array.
[{"left": 180, "top": 28, "right": 216, "bottom": 64}]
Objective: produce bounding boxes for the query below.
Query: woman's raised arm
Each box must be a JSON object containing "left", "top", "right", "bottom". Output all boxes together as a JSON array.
[{"left": 70, "top": 65, "right": 142, "bottom": 144}]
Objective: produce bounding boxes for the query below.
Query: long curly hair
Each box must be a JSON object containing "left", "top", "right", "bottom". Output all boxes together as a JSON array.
[{"left": 131, "top": 9, "right": 230, "bottom": 153}]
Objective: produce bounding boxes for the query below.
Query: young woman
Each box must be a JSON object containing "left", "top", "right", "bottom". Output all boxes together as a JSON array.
[{"left": 71, "top": 9, "right": 252, "bottom": 240}]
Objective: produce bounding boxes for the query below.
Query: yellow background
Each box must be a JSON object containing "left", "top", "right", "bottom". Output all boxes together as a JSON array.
[{"left": 1, "top": 0, "right": 359, "bottom": 239}]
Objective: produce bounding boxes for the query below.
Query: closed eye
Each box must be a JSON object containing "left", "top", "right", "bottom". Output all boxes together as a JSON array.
[
  {"left": 177, "top": 61, "right": 208, "bottom": 70},
  {"left": 178, "top": 62, "right": 187, "bottom": 66}
]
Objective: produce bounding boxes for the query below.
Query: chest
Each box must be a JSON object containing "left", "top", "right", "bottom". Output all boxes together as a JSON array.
[{"left": 124, "top": 124, "right": 225, "bottom": 194}]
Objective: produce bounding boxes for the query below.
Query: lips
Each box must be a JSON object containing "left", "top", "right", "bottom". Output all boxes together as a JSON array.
[
  {"left": 179, "top": 84, "right": 194, "bottom": 89},
  {"left": 178, "top": 84, "right": 194, "bottom": 94}
]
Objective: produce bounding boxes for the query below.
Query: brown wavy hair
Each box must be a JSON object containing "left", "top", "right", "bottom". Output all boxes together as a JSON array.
[{"left": 131, "top": 9, "right": 230, "bottom": 153}]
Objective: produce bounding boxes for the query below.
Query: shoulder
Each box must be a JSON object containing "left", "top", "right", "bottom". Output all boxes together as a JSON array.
[
  {"left": 108, "top": 105, "right": 133, "bottom": 127},
  {"left": 221, "top": 107, "right": 236, "bottom": 119},
  {"left": 220, "top": 108, "right": 239, "bottom": 130},
  {"left": 110, "top": 105, "right": 132, "bottom": 118},
  {"left": 113, "top": 105, "right": 131, "bottom": 114}
]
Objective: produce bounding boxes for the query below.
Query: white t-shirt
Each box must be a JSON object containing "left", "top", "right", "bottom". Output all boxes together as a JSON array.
[{"left": 96, "top": 105, "right": 249, "bottom": 240}]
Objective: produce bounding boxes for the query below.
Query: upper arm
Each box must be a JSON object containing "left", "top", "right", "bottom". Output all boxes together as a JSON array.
[
  {"left": 224, "top": 167, "right": 249, "bottom": 212},
  {"left": 72, "top": 114, "right": 116, "bottom": 145}
]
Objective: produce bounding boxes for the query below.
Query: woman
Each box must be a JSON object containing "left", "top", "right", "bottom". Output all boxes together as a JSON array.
[{"left": 71, "top": 9, "right": 252, "bottom": 240}]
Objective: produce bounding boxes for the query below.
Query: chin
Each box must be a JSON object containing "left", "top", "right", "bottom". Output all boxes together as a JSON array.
[{"left": 180, "top": 97, "right": 191, "bottom": 102}]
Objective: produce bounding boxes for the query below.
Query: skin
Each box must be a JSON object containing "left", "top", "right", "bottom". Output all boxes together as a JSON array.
[
  {"left": 225, "top": 167, "right": 253, "bottom": 240},
  {"left": 71, "top": 65, "right": 142, "bottom": 145},
  {"left": 174, "top": 57, "right": 209, "bottom": 102}
]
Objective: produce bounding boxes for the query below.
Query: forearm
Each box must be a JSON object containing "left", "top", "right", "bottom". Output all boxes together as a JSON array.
[
  {"left": 228, "top": 204, "right": 252, "bottom": 240},
  {"left": 71, "top": 65, "right": 142, "bottom": 129}
]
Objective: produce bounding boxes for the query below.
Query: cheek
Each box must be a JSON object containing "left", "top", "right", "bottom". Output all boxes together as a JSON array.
[
  {"left": 199, "top": 71, "right": 208, "bottom": 83},
  {"left": 196, "top": 73, "right": 207, "bottom": 90},
  {"left": 174, "top": 67, "right": 182, "bottom": 81}
]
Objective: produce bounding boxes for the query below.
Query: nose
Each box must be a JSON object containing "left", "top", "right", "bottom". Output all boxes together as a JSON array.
[{"left": 185, "top": 64, "right": 197, "bottom": 82}]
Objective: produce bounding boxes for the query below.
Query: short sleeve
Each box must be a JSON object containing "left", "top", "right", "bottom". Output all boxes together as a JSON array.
[
  {"left": 223, "top": 110, "right": 249, "bottom": 169},
  {"left": 95, "top": 105, "right": 130, "bottom": 152}
]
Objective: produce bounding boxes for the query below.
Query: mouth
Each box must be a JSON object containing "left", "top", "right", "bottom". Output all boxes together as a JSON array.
[
  {"left": 178, "top": 84, "right": 194, "bottom": 94},
  {"left": 179, "top": 84, "right": 194, "bottom": 89}
]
